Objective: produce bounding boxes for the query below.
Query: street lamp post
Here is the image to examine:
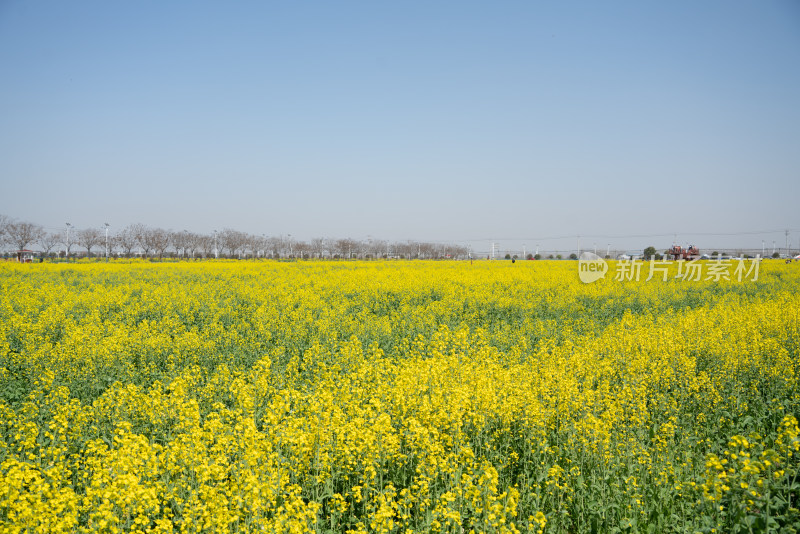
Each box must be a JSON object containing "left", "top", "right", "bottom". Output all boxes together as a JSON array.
[
  {"left": 179, "top": 230, "right": 185, "bottom": 259},
  {"left": 65, "top": 223, "right": 72, "bottom": 261}
]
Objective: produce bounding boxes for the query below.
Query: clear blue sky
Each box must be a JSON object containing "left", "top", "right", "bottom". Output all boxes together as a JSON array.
[{"left": 1, "top": 1, "right": 798, "bottom": 253}]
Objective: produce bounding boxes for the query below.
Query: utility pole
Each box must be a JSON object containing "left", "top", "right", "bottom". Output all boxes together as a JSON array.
[
  {"left": 607, "top": 244, "right": 610, "bottom": 258},
  {"left": 214, "top": 230, "right": 218, "bottom": 259}
]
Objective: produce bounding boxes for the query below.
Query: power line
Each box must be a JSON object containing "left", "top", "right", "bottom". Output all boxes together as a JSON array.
[{"left": 464, "top": 229, "right": 799, "bottom": 242}]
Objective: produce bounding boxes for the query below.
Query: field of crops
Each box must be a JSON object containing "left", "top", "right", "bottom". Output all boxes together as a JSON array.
[{"left": 1, "top": 259, "right": 799, "bottom": 533}]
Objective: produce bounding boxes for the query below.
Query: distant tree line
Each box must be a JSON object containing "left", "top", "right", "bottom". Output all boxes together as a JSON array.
[{"left": 0, "top": 215, "right": 469, "bottom": 260}]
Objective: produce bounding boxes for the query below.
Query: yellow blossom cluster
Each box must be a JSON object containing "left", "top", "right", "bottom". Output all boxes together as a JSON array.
[{"left": 0, "top": 259, "right": 798, "bottom": 532}]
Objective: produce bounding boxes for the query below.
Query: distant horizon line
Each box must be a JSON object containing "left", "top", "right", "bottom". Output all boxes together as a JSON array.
[{"left": 2, "top": 214, "right": 798, "bottom": 257}]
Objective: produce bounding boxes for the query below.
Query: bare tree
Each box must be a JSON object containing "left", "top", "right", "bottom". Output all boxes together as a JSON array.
[
  {"left": 39, "top": 232, "right": 62, "bottom": 256},
  {"left": 77, "top": 228, "right": 103, "bottom": 257},
  {"left": 446, "top": 244, "right": 468, "bottom": 259},
  {"left": 265, "top": 236, "right": 281, "bottom": 258},
  {"left": 218, "top": 228, "right": 247, "bottom": 257},
  {"left": 275, "top": 235, "right": 299, "bottom": 257},
  {"left": 0, "top": 214, "right": 12, "bottom": 250},
  {"left": 148, "top": 228, "right": 171, "bottom": 259},
  {"left": 334, "top": 238, "right": 360, "bottom": 259},
  {"left": 394, "top": 241, "right": 412, "bottom": 259},
  {"left": 170, "top": 230, "right": 190, "bottom": 259},
  {"left": 294, "top": 240, "right": 311, "bottom": 259},
  {"left": 243, "top": 233, "right": 266, "bottom": 259},
  {"left": 6, "top": 221, "right": 44, "bottom": 252},
  {"left": 240, "top": 233, "right": 254, "bottom": 258},
  {"left": 115, "top": 226, "right": 138, "bottom": 257},
  {"left": 184, "top": 232, "right": 201, "bottom": 259},
  {"left": 419, "top": 242, "right": 436, "bottom": 259},
  {"left": 310, "top": 237, "right": 326, "bottom": 258},
  {"left": 357, "top": 239, "right": 369, "bottom": 259},
  {"left": 0, "top": 213, "right": 472, "bottom": 261},
  {"left": 130, "top": 223, "right": 152, "bottom": 257},
  {"left": 369, "top": 239, "right": 388, "bottom": 258},
  {"left": 196, "top": 234, "right": 213, "bottom": 258},
  {"left": 191, "top": 233, "right": 206, "bottom": 258},
  {"left": 332, "top": 239, "right": 347, "bottom": 258},
  {"left": 249, "top": 234, "right": 268, "bottom": 258}
]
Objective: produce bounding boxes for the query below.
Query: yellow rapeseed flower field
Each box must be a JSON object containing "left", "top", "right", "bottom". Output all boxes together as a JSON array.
[{"left": 1, "top": 259, "right": 799, "bottom": 533}]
